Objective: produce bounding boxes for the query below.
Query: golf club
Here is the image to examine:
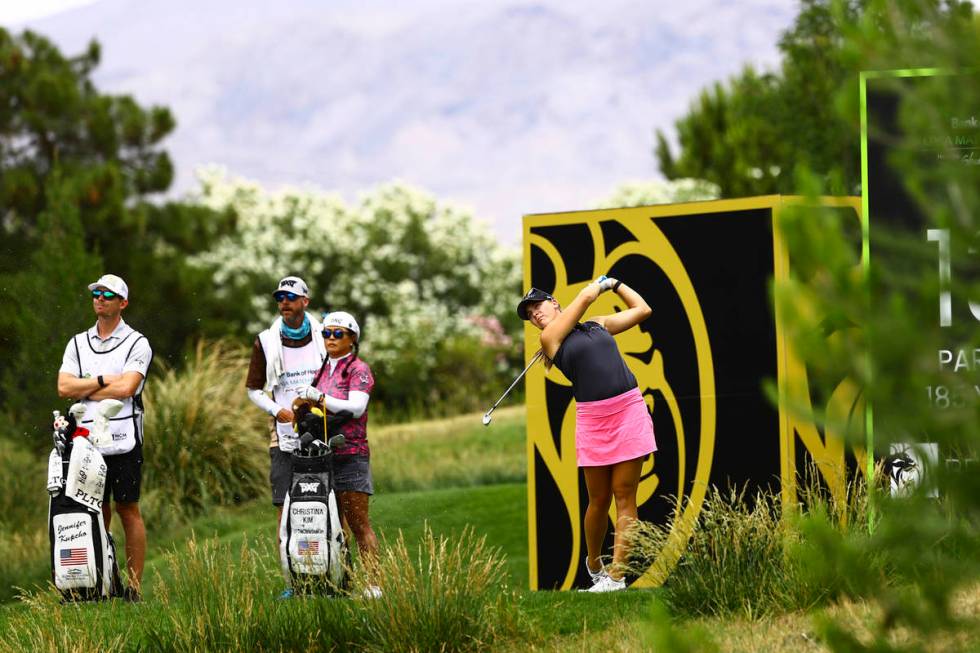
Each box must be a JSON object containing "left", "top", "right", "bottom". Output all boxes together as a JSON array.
[{"left": 483, "top": 349, "right": 544, "bottom": 426}]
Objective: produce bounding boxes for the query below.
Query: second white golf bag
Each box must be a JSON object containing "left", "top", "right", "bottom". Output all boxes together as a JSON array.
[
  {"left": 47, "top": 401, "right": 123, "bottom": 601},
  {"left": 279, "top": 406, "right": 351, "bottom": 594}
]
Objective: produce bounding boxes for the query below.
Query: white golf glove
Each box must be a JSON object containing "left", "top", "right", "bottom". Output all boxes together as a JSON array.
[
  {"left": 594, "top": 275, "right": 617, "bottom": 292},
  {"left": 297, "top": 385, "right": 323, "bottom": 403}
]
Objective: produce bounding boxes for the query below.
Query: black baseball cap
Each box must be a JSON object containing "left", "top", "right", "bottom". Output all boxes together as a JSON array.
[{"left": 517, "top": 287, "right": 554, "bottom": 320}]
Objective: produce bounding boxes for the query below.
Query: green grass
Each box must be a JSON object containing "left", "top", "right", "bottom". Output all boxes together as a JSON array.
[
  {"left": 0, "top": 402, "right": 528, "bottom": 602},
  {"left": 0, "top": 407, "right": 662, "bottom": 651},
  {"left": 371, "top": 405, "right": 527, "bottom": 492}
]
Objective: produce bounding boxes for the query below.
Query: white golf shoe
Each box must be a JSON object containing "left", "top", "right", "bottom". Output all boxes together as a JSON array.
[
  {"left": 579, "top": 557, "right": 609, "bottom": 591},
  {"left": 362, "top": 585, "right": 382, "bottom": 599},
  {"left": 586, "top": 574, "right": 627, "bottom": 592},
  {"left": 585, "top": 557, "right": 607, "bottom": 583}
]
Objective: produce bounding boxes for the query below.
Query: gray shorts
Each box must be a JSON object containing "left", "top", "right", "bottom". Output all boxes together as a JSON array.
[
  {"left": 270, "top": 447, "right": 293, "bottom": 507},
  {"left": 333, "top": 454, "right": 374, "bottom": 495}
]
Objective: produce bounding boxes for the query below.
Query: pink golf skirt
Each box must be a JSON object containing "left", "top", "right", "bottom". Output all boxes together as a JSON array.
[{"left": 575, "top": 387, "right": 656, "bottom": 467}]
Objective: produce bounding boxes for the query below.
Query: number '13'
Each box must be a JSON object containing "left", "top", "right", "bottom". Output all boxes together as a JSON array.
[{"left": 927, "top": 228, "right": 980, "bottom": 327}]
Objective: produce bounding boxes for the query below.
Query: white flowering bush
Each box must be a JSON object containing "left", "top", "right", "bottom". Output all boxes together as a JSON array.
[
  {"left": 190, "top": 167, "right": 522, "bottom": 417},
  {"left": 594, "top": 178, "right": 720, "bottom": 209}
]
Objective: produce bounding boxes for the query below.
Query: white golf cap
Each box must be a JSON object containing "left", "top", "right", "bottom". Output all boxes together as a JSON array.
[
  {"left": 322, "top": 311, "right": 360, "bottom": 338},
  {"left": 87, "top": 274, "right": 129, "bottom": 299},
  {"left": 273, "top": 276, "right": 309, "bottom": 297}
]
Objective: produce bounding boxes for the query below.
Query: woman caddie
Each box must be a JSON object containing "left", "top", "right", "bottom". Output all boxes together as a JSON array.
[
  {"left": 518, "top": 277, "right": 655, "bottom": 592},
  {"left": 297, "top": 311, "right": 382, "bottom": 599}
]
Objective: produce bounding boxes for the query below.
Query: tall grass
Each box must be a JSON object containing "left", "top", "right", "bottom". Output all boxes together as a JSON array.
[
  {"left": 0, "top": 530, "right": 50, "bottom": 603},
  {"left": 354, "top": 525, "right": 522, "bottom": 652},
  {"left": 0, "top": 528, "right": 525, "bottom": 653},
  {"left": 629, "top": 472, "right": 876, "bottom": 619},
  {"left": 0, "top": 438, "right": 52, "bottom": 600},
  {"left": 141, "top": 340, "right": 268, "bottom": 522}
]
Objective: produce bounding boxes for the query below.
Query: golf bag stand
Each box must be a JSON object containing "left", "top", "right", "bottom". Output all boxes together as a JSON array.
[
  {"left": 47, "top": 409, "right": 123, "bottom": 601},
  {"left": 279, "top": 408, "right": 352, "bottom": 595}
]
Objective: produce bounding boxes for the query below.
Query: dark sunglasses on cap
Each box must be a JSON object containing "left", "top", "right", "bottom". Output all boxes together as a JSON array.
[
  {"left": 322, "top": 328, "right": 350, "bottom": 339},
  {"left": 91, "top": 289, "right": 121, "bottom": 300},
  {"left": 274, "top": 291, "right": 301, "bottom": 302}
]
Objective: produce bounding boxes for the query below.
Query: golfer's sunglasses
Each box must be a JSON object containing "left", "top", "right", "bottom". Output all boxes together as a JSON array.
[
  {"left": 323, "top": 328, "right": 350, "bottom": 339},
  {"left": 91, "top": 289, "right": 120, "bottom": 300},
  {"left": 274, "top": 291, "right": 301, "bottom": 302}
]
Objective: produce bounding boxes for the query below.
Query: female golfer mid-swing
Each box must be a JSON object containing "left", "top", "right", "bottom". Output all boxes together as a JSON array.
[{"left": 518, "top": 277, "right": 655, "bottom": 592}]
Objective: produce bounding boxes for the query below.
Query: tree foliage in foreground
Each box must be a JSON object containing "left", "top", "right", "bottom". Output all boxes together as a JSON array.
[{"left": 646, "top": 1, "right": 980, "bottom": 651}]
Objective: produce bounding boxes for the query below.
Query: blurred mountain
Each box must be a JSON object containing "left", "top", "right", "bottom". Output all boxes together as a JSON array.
[{"left": 13, "top": 0, "right": 796, "bottom": 241}]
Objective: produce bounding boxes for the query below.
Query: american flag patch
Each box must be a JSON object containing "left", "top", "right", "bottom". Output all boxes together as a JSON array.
[
  {"left": 297, "top": 540, "right": 319, "bottom": 555},
  {"left": 60, "top": 548, "right": 88, "bottom": 566}
]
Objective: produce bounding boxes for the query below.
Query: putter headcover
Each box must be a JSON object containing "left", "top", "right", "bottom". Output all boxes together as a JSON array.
[
  {"left": 68, "top": 403, "right": 88, "bottom": 422},
  {"left": 291, "top": 397, "right": 353, "bottom": 441},
  {"left": 89, "top": 398, "right": 124, "bottom": 447},
  {"left": 97, "top": 399, "right": 125, "bottom": 419},
  {"left": 292, "top": 397, "right": 325, "bottom": 440}
]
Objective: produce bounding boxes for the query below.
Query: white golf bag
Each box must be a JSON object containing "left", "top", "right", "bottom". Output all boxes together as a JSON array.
[
  {"left": 279, "top": 408, "right": 351, "bottom": 595},
  {"left": 47, "top": 401, "right": 123, "bottom": 601}
]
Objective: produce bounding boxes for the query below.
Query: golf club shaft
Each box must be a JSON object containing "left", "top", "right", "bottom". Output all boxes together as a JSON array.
[{"left": 487, "top": 350, "right": 543, "bottom": 413}]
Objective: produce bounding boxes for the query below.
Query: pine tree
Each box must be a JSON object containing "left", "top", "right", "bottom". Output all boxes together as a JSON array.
[{"left": 0, "top": 174, "right": 102, "bottom": 431}]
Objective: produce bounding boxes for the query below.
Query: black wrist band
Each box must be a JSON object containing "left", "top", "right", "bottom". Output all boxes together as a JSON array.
[
  {"left": 613, "top": 280, "right": 623, "bottom": 292},
  {"left": 97, "top": 375, "right": 106, "bottom": 388}
]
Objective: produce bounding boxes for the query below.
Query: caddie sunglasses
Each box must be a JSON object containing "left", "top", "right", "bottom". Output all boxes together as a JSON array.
[
  {"left": 91, "top": 289, "right": 120, "bottom": 300},
  {"left": 323, "top": 328, "right": 350, "bottom": 339},
  {"left": 274, "top": 291, "right": 301, "bottom": 302}
]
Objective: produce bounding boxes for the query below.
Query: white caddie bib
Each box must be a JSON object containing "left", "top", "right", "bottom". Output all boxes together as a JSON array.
[
  {"left": 72, "top": 330, "right": 147, "bottom": 456},
  {"left": 269, "top": 339, "right": 321, "bottom": 452}
]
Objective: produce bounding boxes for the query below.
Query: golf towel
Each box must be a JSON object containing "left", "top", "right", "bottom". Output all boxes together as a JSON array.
[{"left": 575, "top": 387, "right": 656, "bottom": 467}]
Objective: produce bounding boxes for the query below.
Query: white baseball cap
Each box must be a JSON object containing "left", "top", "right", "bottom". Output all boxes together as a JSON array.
[
  {"left": 273, "top": 276, "right": 310, "bottom": 297},
  {"left": 322, "top": 311, "right": 360, "bottom": 338},
  {"left": 88, "top": 274, "right": 129, "bottom": 299}
]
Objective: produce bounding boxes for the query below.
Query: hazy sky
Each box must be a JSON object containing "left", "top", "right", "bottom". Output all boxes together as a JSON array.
[
  {"left": 0, "top": 0, "right": 98, "bottom": 24},
  {"left": 3, "top": 0, "right": 800, "bottom": 242}
]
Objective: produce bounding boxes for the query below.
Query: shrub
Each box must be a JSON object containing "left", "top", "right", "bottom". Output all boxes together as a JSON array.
[
  {"left": 189, "top": 172, "right": 524, "bottom": 420},
  {"left": 141, "top": 341, "right": 268, "bottom": 521}
]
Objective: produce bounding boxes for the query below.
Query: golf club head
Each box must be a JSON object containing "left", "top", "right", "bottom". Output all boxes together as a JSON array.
[
  {"left": 328, "top": 434, "right": 346, "bottom": 450},
  {"left": 482, "top": 411, "right": 492, "bottom": 426}
]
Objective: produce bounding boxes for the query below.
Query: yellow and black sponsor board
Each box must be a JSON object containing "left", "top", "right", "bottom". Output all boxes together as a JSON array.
[{"left": 523, "top": 196, "right": 865, "bottom": 591}]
